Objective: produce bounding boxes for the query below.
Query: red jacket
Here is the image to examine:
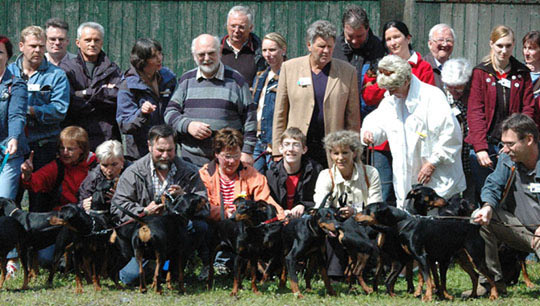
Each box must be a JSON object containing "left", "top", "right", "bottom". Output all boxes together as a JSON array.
[
  {"left": 21, "top": 153, "right": 97, "bottom": 211},
  {"left": 466, "top": 57, "right": 535, "bottom": 152},
  {"left": 362, "top": 52, "right": 436, "bottom": 150}
]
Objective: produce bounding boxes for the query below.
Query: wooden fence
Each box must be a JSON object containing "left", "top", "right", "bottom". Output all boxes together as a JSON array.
[{"left": 0, "top": 0, "right": 538, "bottom": 75}]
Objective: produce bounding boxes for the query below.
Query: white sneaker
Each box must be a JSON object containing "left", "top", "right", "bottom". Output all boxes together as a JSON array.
[
  {"left": 6, "top": 260, "right": 19, "bottom": 280},
  {"left": 213, "top": 262, "right": 230, "bottom": 275}
]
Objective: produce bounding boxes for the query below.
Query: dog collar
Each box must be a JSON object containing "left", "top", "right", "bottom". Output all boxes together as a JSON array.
[
  {"left": 8, "top": 207, "right": 19, "bottom": 217},
  {"left": 261, "top": 216, "right": 279, "bottom": 225},
  {"left": 89, "top": 209, "right": 108, "bottom": 214}
]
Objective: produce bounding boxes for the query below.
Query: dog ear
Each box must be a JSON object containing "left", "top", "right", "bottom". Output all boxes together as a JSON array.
[
  {"left": 49, "top": 216, "right": 67, "bottom": 226},
  {"left": 431, "top": 198, "right": 447, "bottom": 207},
  {"left": 406, "top": 186, "right": 421, "bottom": 199},
  {"left": 196, "top": 197, "right": 208, "bottom": 211}
]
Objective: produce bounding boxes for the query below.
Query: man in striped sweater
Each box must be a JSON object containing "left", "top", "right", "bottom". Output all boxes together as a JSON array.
[{"left": 165, "top": 34, "right": 257, "bottom": 167}]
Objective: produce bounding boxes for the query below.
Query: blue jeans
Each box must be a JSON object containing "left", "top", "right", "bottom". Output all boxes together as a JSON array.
[
  {"left": 38, "top": 244, "right": 55, "bottom": 268},
  {"left": 253, "top": 140, "right": 271, "bottom": 173},
  {"left": 372, "top": 150, "right": 395, "bottom": 205},
  {"left": 0, "top": 155, "right": 23, "bottom": 199},
  {"left": 469, "top": 144, "right": 499, "bottom": 203},
  {"left": 190, "top": 220, "right": 210, "bottom": 264},
  {"left": 119, "top": 257, "right": 150, "bottom": 285},
  {"left": 119, "top": 220, "right": 209, "bottom": 284},
  {"left": 7, "top": 244, "right": 55, "bottom": 265}
]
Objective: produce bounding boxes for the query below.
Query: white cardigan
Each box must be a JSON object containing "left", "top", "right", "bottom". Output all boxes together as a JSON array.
[{"left": 314, "top": 162, "right": 382, "bottom": 211}]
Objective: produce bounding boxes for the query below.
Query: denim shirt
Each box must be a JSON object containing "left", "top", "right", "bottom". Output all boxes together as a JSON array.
[
  {"left": 252, "top": 67, "right": 279, "bottom": 144},
  {"left": 481, "top": 147, "right": 540, "bottom": 209},
  {"left": 7, "top": 55, "right": 69, "bottom": 144},
  {"left": 0, "top": 69, "right": 29, "bottom": 159}
]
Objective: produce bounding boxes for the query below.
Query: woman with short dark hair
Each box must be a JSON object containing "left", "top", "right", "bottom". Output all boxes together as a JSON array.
[
  {"left": 199, "top": 127, "right": 285, "bottom": 221},
  {"left": 116, "top": 38, "right": 177, "bottom": 160}
]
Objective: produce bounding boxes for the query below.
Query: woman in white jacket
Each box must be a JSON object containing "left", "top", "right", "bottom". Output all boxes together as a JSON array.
[{"left": 361, "top": 55, "right": 466, "bottom": 209}]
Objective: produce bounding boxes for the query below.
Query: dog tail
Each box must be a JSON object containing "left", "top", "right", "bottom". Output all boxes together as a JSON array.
[{"left": 138, "top": 225, "right": 151, "bottom": 243}]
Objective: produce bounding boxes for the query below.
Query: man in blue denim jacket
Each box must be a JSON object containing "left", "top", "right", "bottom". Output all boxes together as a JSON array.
[
  {"left": 472, "top": 113, "right": 540, "bottom": 295},
  {"left": 7, "top": 26, "right": 69, "bottom": 211}
]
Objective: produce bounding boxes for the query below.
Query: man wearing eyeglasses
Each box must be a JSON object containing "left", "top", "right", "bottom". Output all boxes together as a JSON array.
[
  {"left": 425, "top": 24, "right": 456, "bottom": 90},
  {"left": 220, "top": 5, "right": 266, "bottom": 85},
  {"left": 44, "top": 18, "right": 76, "bottom": 66},
  {"left": 165, "top": 34, "right": 256, "bottom": 168},
  {"left": 470, "top": 113, "right": 540, "bottom": 296}
]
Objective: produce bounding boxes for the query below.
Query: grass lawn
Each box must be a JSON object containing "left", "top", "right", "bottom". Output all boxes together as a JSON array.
[{"left": 1, "top": 262, "right": 540, "bottom": 305}]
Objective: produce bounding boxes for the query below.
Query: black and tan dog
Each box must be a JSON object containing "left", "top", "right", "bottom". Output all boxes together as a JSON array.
[
  {"left": 406, "top": 185, "right": 534, "bottom": 289},
  {"left": 112, "top": 193, "right": 207, "bottom": 294},
  {"left": 336, "top": 217, "right": 382, "bottom": 294},
  {"left": 281, "top": 207, "right": 341, "bottom": 298},
  {"left": 208, "top": 198, "right": 284, "bottom": 296},
  {"left": 47, "top": 204, "right": 114, "bottom": 293},
  {"left": 0, "top": 198, "right": 61, "bottom": 280},
  {"left": 0, "top": 216, "right": 29, "bottom": 290},
  {"left": 356, "top": 202, "right": 499, "bottom": 301}
]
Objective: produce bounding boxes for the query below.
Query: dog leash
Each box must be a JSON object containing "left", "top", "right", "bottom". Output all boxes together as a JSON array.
[
  {"left": 0, "top": 145, "right": 10, "bottom": 175},
  {"left": 428, "top": 215, "right": 540, "bottom": 238}
]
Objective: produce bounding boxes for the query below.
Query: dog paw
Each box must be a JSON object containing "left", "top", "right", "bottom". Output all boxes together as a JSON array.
[
  {"left": 364, "top": 287, "right": 374, "bottom": 294},
  {"left": 421, "top": 294, "right": 432, "bottom": 302}
]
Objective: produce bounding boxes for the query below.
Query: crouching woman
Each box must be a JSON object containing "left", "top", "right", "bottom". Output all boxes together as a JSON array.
[{"left": 313, "top": 130, "right": 382, "bottom": 278}]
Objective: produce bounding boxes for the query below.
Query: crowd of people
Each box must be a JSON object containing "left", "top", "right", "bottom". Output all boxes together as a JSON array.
[{"left": 0, "top": 3, "right": 539, "bottom": 293}]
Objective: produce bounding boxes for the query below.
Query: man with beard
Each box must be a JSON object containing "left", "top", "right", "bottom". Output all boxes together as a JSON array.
[
  {"left": 111, "top": 124, "right": 206, "bottom": 224},
  {"left": 165, "top": 34, "right": 256, "bottom": 167},
  {"left": 111, "top": 124, "right": 209, "bottom": 284}
]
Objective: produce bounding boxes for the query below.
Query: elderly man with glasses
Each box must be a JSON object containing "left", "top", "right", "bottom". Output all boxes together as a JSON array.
[
  {"left": 425, "top": 24, "right": 456, "bottom": 90},
  {"left": 165, "top": 34, "right": 257, "bottom": 167}
]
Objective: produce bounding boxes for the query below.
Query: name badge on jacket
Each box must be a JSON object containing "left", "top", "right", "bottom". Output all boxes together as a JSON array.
[
  {"left": 498, "top": 78, "right": 511, "bottom": 88},
  {"left": 528, "top": 183, "right": 540, "bottom": 193},
  {"left": 297, "top": 77, "right": 312, "bottom": 87},
  {"left": 28, "top": 84, "right": 40, "bottom": 92}
]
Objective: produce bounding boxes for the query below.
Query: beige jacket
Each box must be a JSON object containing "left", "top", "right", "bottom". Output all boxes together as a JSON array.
[{"left": 271, "top": 55, "right": 361, "bottom": 163}]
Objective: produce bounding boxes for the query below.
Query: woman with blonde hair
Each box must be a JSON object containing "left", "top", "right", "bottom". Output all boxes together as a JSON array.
[
  {"left": 313, "top": 129, "right": 382, "bottom": 279},
  {"left": 314, "top": 130, "right": 382, "bottom": 215},
  {"left": 252, "top": 32, "right": 287, "bottom": 172},
  {"left": 467, "top": 25, "right": 534, "bottom": 201}
]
